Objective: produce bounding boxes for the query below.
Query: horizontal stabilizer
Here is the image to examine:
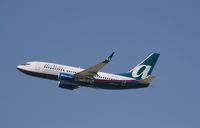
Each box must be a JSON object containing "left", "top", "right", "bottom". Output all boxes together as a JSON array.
[{"left": 137, "top": 76, "right": 155, "bottom": 84}]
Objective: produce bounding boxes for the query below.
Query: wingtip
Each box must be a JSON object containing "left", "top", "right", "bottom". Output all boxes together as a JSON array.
[
  {"left": 109, "top": 52, "right": 114, "bottom": 59},
  {"left": 105, "top": 52, "right": 115, "bottom": 62},
  {"left": 110, "top": 52, "right": 115, "bottom": 57}
]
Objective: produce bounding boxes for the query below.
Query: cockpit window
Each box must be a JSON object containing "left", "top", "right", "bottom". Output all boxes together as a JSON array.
[{"left": 21, "top": 63, "right": 31, "bottom": 65}]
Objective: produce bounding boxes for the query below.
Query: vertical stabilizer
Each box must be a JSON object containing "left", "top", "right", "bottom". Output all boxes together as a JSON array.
[{"left": 118, "top": 53, "right": 160, "bottom": 80}]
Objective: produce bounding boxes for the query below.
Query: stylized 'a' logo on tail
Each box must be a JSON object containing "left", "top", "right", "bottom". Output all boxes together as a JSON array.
[
  {"left": 131, "top": 64, "right": 152, "bottom": 79},
  {"left": 131, "top": 53, "right": 160, "bottom": 80},
  {"left": 118, "top": 53, "right": 160, "bottom": 81}
]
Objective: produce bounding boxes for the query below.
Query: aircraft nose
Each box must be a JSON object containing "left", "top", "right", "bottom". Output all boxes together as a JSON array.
[{"left": 17, "top": 65, "right": 23, "bottom": 71}]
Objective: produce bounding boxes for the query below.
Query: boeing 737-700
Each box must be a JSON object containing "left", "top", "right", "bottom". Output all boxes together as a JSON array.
[{"left": 17, "top": 52, "right": 160, "bottom": 90}]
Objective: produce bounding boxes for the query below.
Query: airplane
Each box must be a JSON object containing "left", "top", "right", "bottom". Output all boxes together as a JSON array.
[{"left": 17, "top": 52, "right": 160, "bottom": 90}]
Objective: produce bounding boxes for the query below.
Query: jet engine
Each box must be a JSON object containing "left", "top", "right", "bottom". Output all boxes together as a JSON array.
[
  {"left": 58, "top": 81, "right": 78, "bottom": 90},
  {"left": 58, "top": 73, "right": 78, "bottom": 90},
  {"left": 58, "top": 73, "right": 75, "bottom": 82}
]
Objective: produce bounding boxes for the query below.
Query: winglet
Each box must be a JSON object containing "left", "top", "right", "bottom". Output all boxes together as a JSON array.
[{"left": 104, "top": 52, "right": 115, "bottom": 63}]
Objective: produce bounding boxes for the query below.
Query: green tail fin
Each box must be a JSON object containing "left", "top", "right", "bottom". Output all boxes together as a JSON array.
[{"left": 118, "top": 53, "right": 160, "bottom": 80}]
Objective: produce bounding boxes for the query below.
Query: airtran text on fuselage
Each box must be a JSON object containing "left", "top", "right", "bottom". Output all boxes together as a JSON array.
[{"left": 44, "top": 64, "right": 65, "bottom": 71}]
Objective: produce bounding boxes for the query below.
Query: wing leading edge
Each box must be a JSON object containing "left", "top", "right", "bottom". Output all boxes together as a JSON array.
[{"left": 75, "top": 52, "right": 114, "bottom": 79}]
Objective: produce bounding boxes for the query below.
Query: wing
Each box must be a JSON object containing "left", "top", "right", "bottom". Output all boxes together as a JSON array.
[{"left": 75, "top": 52, "right": 114, "bottom": 79}]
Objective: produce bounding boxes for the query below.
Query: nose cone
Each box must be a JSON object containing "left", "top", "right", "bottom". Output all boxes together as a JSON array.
[{"left": 17, "top": 65, "right": 23, "bottom": 71}]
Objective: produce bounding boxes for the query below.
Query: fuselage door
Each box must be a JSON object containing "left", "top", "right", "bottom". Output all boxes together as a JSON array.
[{"left": 122, "top": 80, "right": 126, "bottom": 86}]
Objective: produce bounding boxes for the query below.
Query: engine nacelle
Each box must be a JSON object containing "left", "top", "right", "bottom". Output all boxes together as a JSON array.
[
  {"left": 58, "top": 73, "right": 75, "bottom": 82},
  {"left": 58, "top": 81, "right": 78, "bottom": 90}
]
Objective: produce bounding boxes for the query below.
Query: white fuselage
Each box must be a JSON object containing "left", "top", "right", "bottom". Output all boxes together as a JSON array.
[{"left": 17, "top": 61, "right": 133, "bottom": 81}]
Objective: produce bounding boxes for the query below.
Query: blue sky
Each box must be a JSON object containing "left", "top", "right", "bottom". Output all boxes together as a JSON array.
[{"left": 1, "top": 0, "right": 200, "bottom": 127}]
